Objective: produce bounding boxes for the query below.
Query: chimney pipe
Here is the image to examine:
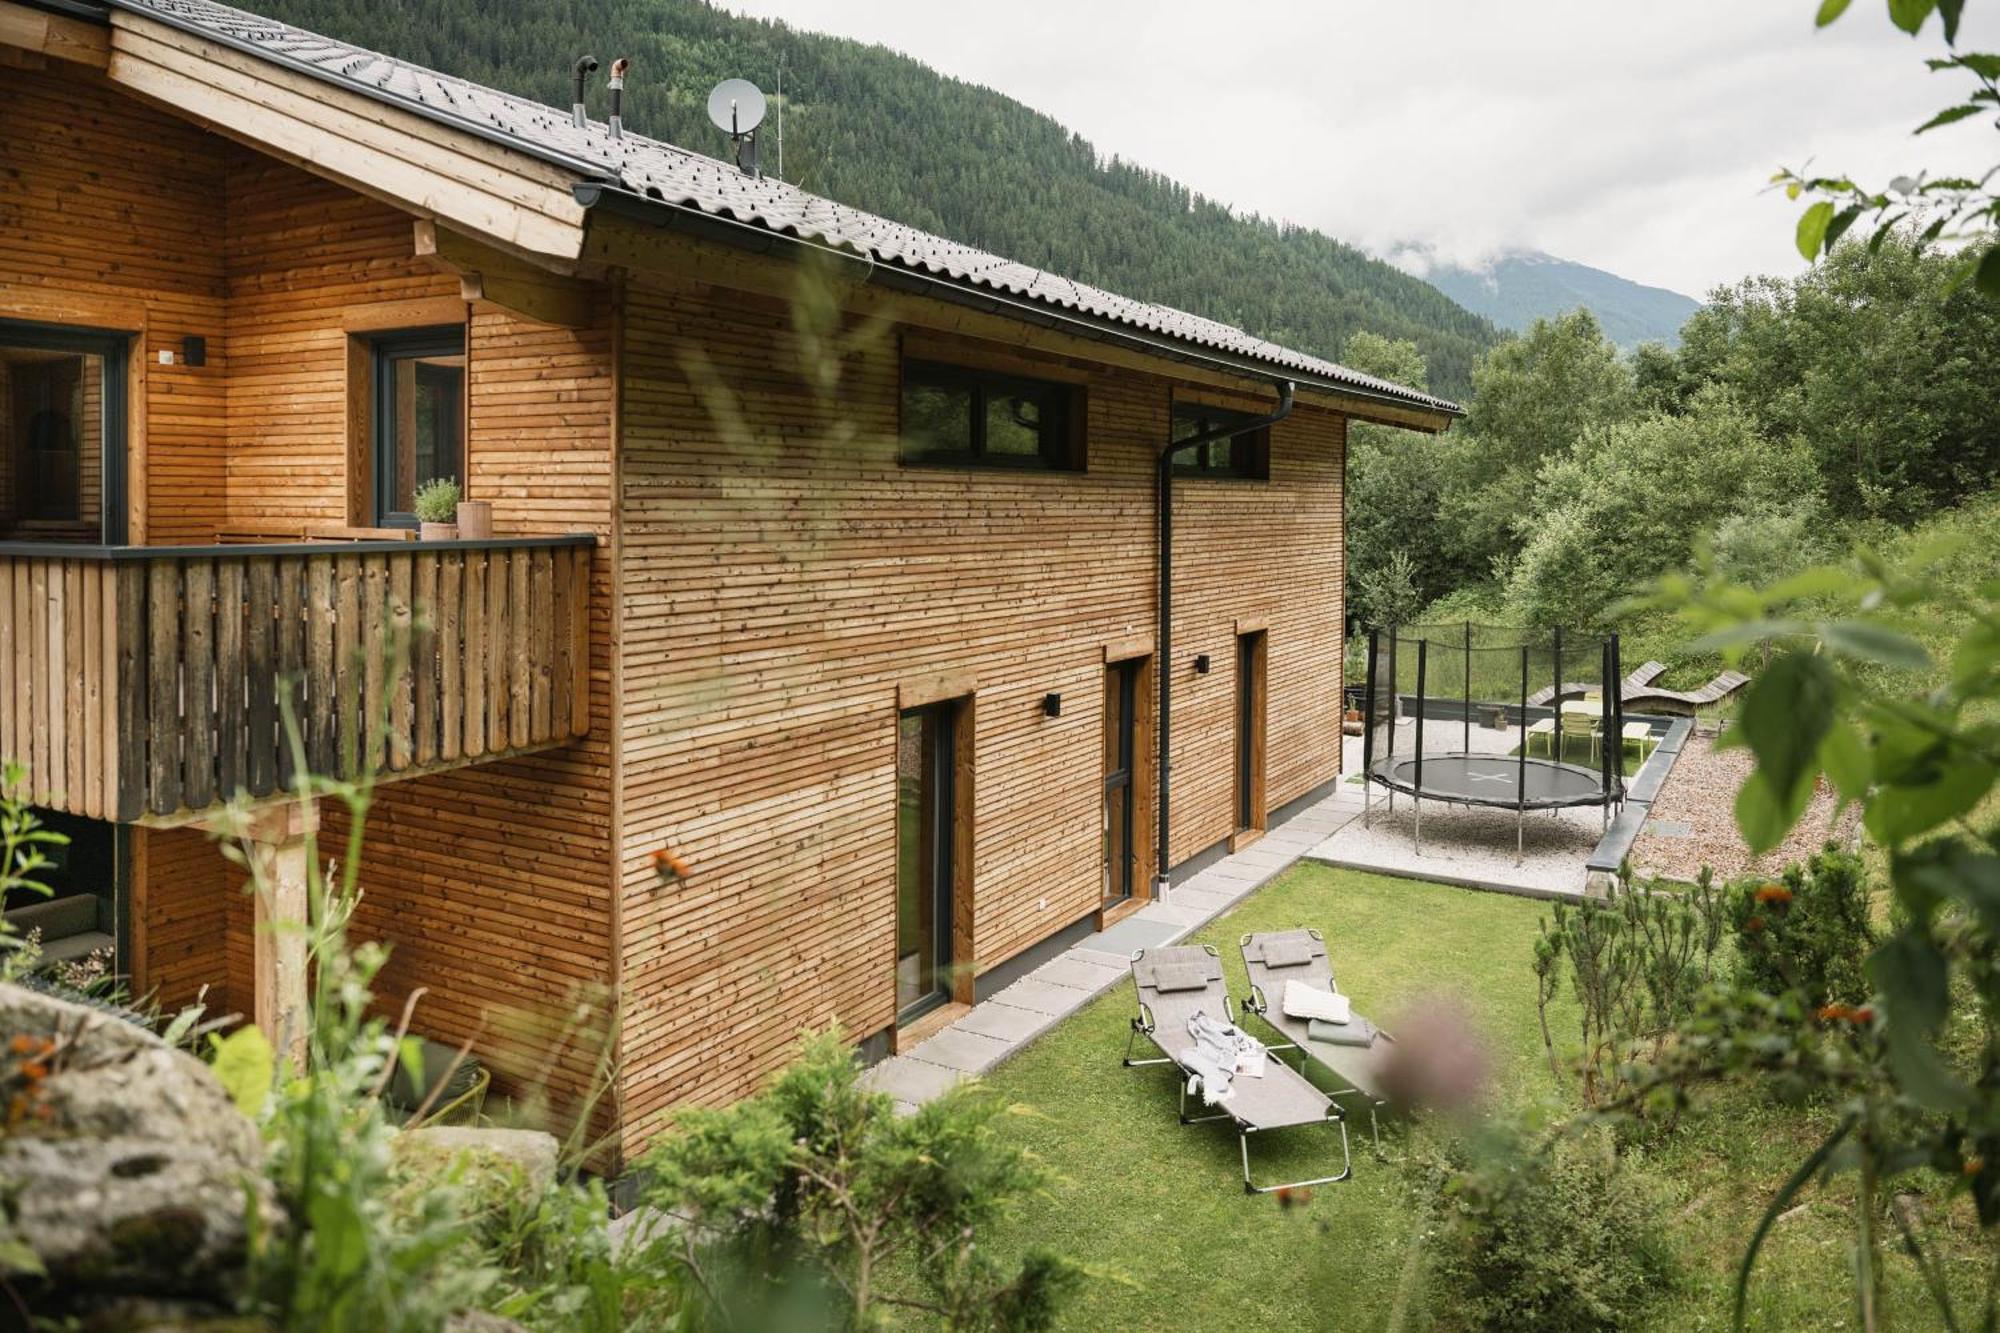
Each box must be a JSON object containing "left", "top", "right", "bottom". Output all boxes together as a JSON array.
[
  {"left": 571, "top": 54, "right": 599, "bottom": 129},
  {"left": 608, "top": 57, "right": 629, "bottom": 140}
]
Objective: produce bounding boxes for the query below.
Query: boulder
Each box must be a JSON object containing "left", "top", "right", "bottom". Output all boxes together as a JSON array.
[
  {"left": 393, "top": 1125, "right": 561, "bottom": 1198},
  {"left": 0, "top": 982, "right": 279, "bottom": 1305}
]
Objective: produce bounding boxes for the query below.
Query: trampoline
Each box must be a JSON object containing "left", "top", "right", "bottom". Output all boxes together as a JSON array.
[{"left": 1360, "top": 622, "right": 1626, "bottom": 862}]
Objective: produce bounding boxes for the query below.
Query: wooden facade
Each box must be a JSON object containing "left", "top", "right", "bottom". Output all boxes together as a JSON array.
[{"left": 0, "top": 1, "right": 1450, "bottom": 1168}]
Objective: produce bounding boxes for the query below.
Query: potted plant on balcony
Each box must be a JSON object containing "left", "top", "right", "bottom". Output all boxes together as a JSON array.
[{"left": 413, "top": 478, "right": 461, "bottom": 541}]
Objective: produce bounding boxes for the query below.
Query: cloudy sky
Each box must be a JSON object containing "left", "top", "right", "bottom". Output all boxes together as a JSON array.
[{"left": 723, "top": 1, "right": 1996, "bottom": 299}]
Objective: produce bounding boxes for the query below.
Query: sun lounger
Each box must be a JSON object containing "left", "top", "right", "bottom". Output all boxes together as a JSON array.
[
  {"left": 1622, "top": 668, "right": 1749, "bottom": 714},
  {"left": 1122, "top": 944, "right": 1350, "bottom": 1192},
  {"left": 1237, "top": 929, "right": 1396, "bottom": 1148}
]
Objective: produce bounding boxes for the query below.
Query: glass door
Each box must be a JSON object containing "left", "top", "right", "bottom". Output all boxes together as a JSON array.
[
  {"left": 896, "top": 704, "right": 956, "bottom": 1023},
  {"left": 1237, "top": 631, "right": 1267, "bottom": 832},
  {"left": 1102, "top": 659, "right": 1139, "bottom": 906},
  {"left": 0, "top": 319, "right": 128, "bottom": 544}
]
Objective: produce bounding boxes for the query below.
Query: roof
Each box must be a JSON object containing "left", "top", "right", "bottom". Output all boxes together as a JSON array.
[{"left": 104, "top": 0, "right": 1460, "bottom": 418}]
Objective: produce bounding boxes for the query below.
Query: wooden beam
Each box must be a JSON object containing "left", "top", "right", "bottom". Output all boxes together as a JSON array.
[
  {"left": 200, "top": 801, "right": 318, "bottom": 1070},
  {"left": 0, "top": 1, "right": 110, "bottom": 69},
  {"left": 415, "top": 219, "right": 598, "bottom": 329}
]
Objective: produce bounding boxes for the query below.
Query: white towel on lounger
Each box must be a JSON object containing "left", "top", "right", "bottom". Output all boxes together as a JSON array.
[{"left": 1282, "top": 980, "right": 1351, "bottom": 1025}]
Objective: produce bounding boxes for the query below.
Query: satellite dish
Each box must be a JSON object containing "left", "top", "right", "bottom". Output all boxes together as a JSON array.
[{"left": 706, "top": 79, "right": 767, "bottom": 135}]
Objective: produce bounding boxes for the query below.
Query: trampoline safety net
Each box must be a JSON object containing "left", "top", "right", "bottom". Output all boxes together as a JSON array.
[{"left": 1361, "top": 621, "right": 1626, "bottom": 816}]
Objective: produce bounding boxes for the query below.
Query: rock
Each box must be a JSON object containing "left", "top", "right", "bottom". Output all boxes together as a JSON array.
[
  {"left": 444, "top": 1311, "right": 533, "bottom": 1333},
  {"left": 393, "top": 1125, "right": 561, "bottom": 1198},
  {"left": 0, "top": 982, "right": 279, "bottom": 1305}
]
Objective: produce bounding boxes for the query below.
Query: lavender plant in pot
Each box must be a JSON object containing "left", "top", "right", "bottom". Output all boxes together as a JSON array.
[{"left": 412, "top": 477, "right": 460, "bottom": 541}]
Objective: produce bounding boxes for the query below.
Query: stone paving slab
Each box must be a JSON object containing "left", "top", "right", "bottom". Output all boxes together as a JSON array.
[
  {"left": 1031, "top": 955, "right": 1124, "bottom": 992},
  {"left": 862, "top": 1054, "right": 965, "bottom": 1104},
  {"left": 951, "top": 1000, "right": 1060, "bottom": 1044},
  {"left": 892, "top": 787, "right": 1368, "bottom": 1107},
  {"left": 906, "top": 1026, "right": 1013, "bottom": 1073}
]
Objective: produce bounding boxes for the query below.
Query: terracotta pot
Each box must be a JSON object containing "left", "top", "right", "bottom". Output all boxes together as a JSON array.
[
  {"left": 419, "top": 521, "right": 459, "bottom": 542},
  {"left": 455, "top": 500, "right": 493, "bottom": 539}
]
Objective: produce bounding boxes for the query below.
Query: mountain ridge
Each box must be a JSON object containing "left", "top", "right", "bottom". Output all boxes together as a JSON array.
[{"left": 1403, "top": 247, "right": 1702, "bottom": 349}]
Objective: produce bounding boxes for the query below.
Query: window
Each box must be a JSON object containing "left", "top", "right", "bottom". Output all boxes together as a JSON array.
[
  {"left": 0, "top": 318, "right": 127, "bottom": 544},
  {"left": 1171, "top": 403, "right": 1269, "bottom": 480},
  {"left": 900, "top": 359, "right": 1081, "bottom": 470},
  {"left": 371, "top": 326, "right": 465, "bottom": 526}
]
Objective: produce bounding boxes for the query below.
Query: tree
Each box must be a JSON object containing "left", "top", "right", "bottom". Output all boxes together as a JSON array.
[{"left": 1506, "top": 389, "right": 1822, "bottom": 631}]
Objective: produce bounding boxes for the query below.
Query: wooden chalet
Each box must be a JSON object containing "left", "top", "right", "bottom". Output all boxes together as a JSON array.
[{"left": 0, "top": 0, "right": 1457, "bottom": 1162}]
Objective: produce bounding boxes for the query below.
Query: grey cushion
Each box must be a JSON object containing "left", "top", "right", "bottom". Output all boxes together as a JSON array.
[
  {"left": 37, "top": 929, "right": 115, "bottom": 966},
  {"left": 385, "top": 1037, "right": 483, "bottom": 1111},
  {"left": 1147, "top": 963, "right": 1213, "bottom": 993},
  {"left": 1259, "top": 935, "right": 1317, "bottom": 968},
  {"left": 6, "top": 894, "right": 99, "bottom": 939},
  {"left": 1308, "top": 1016, "right": 1380, "bottom": 1047}
]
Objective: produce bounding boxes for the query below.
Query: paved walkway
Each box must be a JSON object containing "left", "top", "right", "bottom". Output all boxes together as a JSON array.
[{"left": 861, "top": 785, "right": 1367, "bottom": 1113}]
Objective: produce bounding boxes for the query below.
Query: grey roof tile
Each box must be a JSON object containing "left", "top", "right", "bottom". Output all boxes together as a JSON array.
[{"left": 112, "top": 0, "right": 1458, "bottom": 415}]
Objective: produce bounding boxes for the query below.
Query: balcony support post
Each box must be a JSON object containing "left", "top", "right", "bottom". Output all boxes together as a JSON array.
[{"left": 204, "top": 799, "right": 318, "bottom": 1071}]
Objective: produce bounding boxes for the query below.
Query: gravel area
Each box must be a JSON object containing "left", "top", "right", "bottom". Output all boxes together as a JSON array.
[{"left": 1629, "top": 731, "right": 1858, "bottom": 883}]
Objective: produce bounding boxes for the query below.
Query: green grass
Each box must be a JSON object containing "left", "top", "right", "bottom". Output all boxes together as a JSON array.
[{"left": 970, "top": 863, "right": 1990, "bottom": 1331}]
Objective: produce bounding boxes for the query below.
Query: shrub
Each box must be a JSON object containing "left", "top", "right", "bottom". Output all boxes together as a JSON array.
[
  {"left": 638, "top": 1029, "right": 1082, "bottom": 1331},
  {"left": 411, "top": 477, "right": 461, "bottom": 524},
  {"left": 1429, "top": 1125, "right": 1678, "bottom": 1331},
  {"left": 1727, "top": 845, "right": 1872, "bottom": 1008}
]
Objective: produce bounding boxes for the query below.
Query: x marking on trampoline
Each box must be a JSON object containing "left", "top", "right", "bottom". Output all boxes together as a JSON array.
[{"left": 1468, "top": 772, "right": 1513, "bottom": 786}]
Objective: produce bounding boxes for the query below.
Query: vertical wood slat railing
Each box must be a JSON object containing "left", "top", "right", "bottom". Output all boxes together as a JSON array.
[{"left": 0, "top": 536, "right": 592, "bottom": 823}]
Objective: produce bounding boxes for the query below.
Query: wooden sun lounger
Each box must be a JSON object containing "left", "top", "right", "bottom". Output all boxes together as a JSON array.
[
  {"left": 1122, "top": 944, "right": 1351, "bottom": 1193},
  {"left": 1623, "top": 668, "right": 1749, "bottom": 712},
  {"left": 1525, "top": 660, "right": 1668, "bottom": 708}
]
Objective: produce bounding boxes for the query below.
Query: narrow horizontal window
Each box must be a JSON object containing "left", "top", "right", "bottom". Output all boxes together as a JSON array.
[
  {"left": 1171, "top": 403, "right": 1270, "bottom": 481},
  {"left": 900, "top": 359, "right": 1082, "bottom": 471}
]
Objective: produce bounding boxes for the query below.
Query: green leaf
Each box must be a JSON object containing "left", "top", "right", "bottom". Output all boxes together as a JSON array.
[
  {"left": 1764, "top": 565, "right": 1861, "bottom": 604},
  {"left": 307, "top": 1190, "right": 371, "bottom": 1283},
  {"left": 1818, "top": 721, "right": 1873, "bottom": 800},
  {"left": 1741, "top": 651, "right": 1837, "bottom": 803},
  {"left": 1814, "top": 0, "right": 1853, "bottom": 23},
  {"left": 1736, "top": 768, "right": 1814, "bottom": 855},
  {"left": 1863, "top": 754, "right": 1997, "bottom": 844},
  {"left": 1868, "top": 932, "right": 1970, "bottom": 1110},
  {"left": 1936, "top": 0, "right": 1962, "bottom": 40},
  {"left": 1887, "top": 0, "right": 1937, "bottom": 35},
  {"left": 208, "top": 1025, "right": 275, "bottom": 1119},
  {"left": 1976, "top": 243, "right": 2000, "bottom": 299},
  {"left": 1796, "top": 200, "right": 1836, "bottom": 260},
  {"left": 1953, "top": 51, "right": 2000, "bottom": 79},
  {"left": 1824, "top": 204, "right": 1863, "bottom": 250},
  {"left": 1914, "top": 103, "right": 1982, "bottom": 133},
  {"left": 1818, "top": 620, "right": 1931, "bottom": 670}
]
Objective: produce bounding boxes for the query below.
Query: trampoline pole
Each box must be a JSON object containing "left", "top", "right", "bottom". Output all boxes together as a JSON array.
[
  {"left": 1517, "top": 644, "right": 1529, "bottom": 868},
  {"left": 1414, "top": 639, "right": 1427, "bottom": 855},
  {"left": 1463, "top": 620, "right": 1471, "bottom": 753}
]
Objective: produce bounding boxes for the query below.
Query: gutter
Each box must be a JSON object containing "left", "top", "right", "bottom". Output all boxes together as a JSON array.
[
  {"left": 1153, "top": 382, "right": 1294, "bottom": 896},
  {"left": 573, "top": 183, "right": 1457, "bottom": 422}
]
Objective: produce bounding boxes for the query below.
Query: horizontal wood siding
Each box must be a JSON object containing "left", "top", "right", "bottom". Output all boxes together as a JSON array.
[
  {"left": 135, "top": 824, "right": 235, "bottom": 1016},
  {"left": 0, "top": 62, "right": 228, "bottom": 543},
  {"left": 614, "top": 275, "right": 1345, "bottom": 1150}
]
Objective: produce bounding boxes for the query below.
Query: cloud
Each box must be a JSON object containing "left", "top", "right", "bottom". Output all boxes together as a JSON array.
[{"left": 724, "top": 0, "right": 1997, "bottom": 297}]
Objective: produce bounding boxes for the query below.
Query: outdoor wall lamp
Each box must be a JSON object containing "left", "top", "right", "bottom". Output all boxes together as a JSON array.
[
  {"left": 1194, "top": 654, "right": 1212, "bottom": 674},
  {"left": 1042, "top": 692, "right": 1062, "bottom": 717}
]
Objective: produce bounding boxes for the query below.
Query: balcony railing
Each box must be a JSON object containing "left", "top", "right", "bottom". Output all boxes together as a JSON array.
[{"left": 0, "top": 535, "right": 593, "bottom": 823}]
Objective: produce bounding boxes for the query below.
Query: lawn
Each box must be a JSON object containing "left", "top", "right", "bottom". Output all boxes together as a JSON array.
[{"left": 970, "top": 862, "right": 1987, "bottom": 1330}]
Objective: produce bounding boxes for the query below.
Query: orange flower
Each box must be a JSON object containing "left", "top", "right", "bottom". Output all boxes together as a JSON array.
[
  {"left": 1966, "top": 1157, "right": 1985, "bottom": 1177},
  {"left": 1816, "top": 1004, "right": 1874, "bottom": 1025},
  {"left": 1745, "top": 916, "right": 1765, "bottom": 934},
  {"left": 7, "top": 1034, "right": 39, "bottom": 1057},
  {"left": 651, "top": 847, "right": 691, "bottom": 883},
  {"left": 17, "top": 1062, "right": 46, "bottom": 1082},
  {"left": 1275, "top": 1184, "right": 1313, "bottom": 1209},
  {"left": 1753, "top": 883, "right": 1793, "bottom": 905}
]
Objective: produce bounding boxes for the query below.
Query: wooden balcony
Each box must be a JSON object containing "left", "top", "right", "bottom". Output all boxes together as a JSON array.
[{"left": 0, "top": 536, "right": 593, "bottom": 824}]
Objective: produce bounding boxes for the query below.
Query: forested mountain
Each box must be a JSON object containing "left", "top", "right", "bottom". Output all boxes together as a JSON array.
[
  {"left": 245, "top": 0, "right": 1501, "bottom": 397},
  {"left": 1415, "top": 249, "right": 1702, "bottom": 349}
]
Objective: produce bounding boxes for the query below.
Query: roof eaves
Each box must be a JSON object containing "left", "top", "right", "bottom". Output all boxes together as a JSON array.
[
  {"left": 99, "top": 0, "right": 620, "bottom": 183},
  {"left": 576, "top": 183, "right": 1462, "bottom": 423}
]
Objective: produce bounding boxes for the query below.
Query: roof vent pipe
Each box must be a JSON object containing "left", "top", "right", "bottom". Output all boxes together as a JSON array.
[
  {"left": 571, "top": 54, "right": 599, "bottom": 129},
  {"left": 608, "top": 57, "right": 629, "bottom": 139}
]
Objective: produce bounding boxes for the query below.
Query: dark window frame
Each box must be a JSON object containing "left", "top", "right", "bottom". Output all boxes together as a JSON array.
[
  {"left": 1171, "top": 403, "right": 1270, "bottom": 481},
  {"left": 0, "top": 316, "right": 130, "bottom": 543},
  {"left": 370, "top": 325, "right": 466, "bottom": 527},
  {"left": 898, "top": 358, "right": 1084, "bottom": 472}
]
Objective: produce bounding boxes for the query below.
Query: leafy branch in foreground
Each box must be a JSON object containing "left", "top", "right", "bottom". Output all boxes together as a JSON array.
[
  {"left": 1636, "top": 541, "right": 1999, "bottom": 1331},
  {"left": 1784, "top": 0, "right": 2000, "bottom": 295}
]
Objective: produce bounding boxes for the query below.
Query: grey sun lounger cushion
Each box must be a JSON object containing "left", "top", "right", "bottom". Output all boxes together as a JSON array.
[
  {"left": 1149, "top": 963, "right": 1213, "bottom": 993},
  {"left": 1129, "top": 946, "right": 1333, "bottom": 1133},
  {"left": 1308, "top": 1016, "right": 1381, "bottom": 1047},
  {"left": 1239, "top": 930, "right": 1395, "bottom": 1103},
  {"left": 1256, "top": 936, "right": 1317, "bottom": 969}
]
